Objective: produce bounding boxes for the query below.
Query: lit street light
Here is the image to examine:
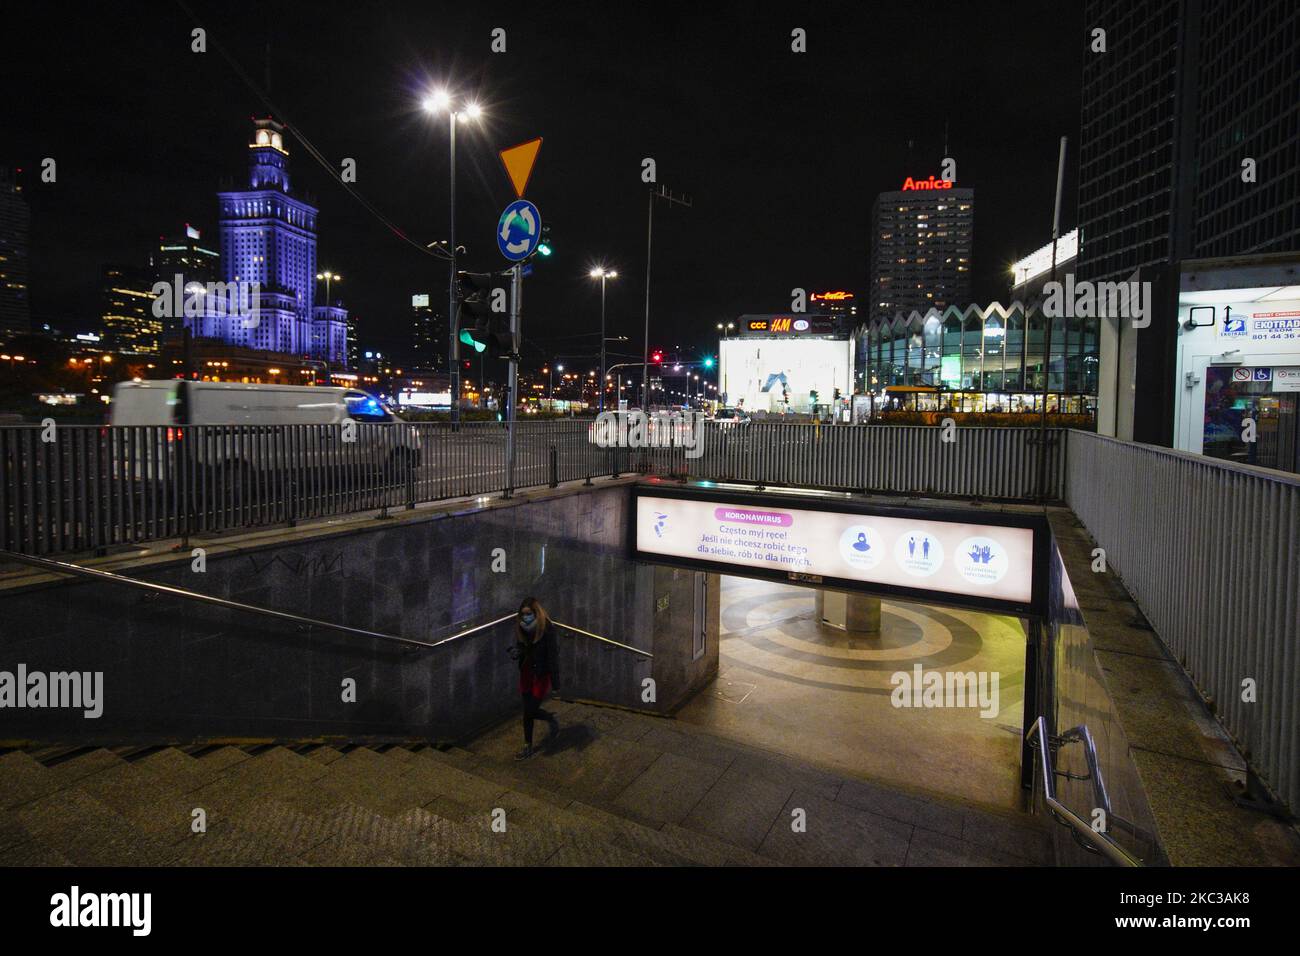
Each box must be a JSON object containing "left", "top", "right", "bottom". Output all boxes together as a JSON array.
[
  {"left": 422, "top": 88, "right": 484, "bottom": 424},
  {"left": 315, "top": 270, "right": 341, "bottom": 306},
  {"left": 589, "top": 267, "right": 618, "bottom": 411}
]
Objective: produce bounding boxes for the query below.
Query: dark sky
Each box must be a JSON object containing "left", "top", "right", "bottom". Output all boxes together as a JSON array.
[{"left": 4, "top": 0, "right": 1082, "bottom": 371}]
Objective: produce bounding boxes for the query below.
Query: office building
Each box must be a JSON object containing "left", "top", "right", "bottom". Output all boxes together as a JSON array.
[
  {"left": 410, "top": 293, "right": 446, "bottom": 372},
  {"left": 869, "top": 177, "right": 974, "bottom": 327},
  {"left": 0, "top": 166, "right": 30, "bottom": 336},
  {"left": 1079, "top": 0, "right": 1300, "bottom": 443},
  {"left": 100, "top": 264, "right": 161, "bottom": 354}
]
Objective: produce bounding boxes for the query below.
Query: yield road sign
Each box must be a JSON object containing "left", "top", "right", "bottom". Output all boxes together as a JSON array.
[
  {"left": 497, "top": 199, "right": 542, "bottom": 262},
  {"left": 499, "top": 138, "right": 542, "bottom": 198}
]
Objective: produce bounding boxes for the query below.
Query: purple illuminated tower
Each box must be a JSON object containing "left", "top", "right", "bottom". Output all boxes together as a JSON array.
[{"left": 192, "top": 117, "right": 346, "bottom": 364}]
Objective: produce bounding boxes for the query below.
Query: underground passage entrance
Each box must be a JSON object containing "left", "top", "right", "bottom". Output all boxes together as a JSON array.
[
  {"left": 631, "top": 479, "right": 1047, "bottom": 813},
  {"left": 675, "top": 575, "right": 1029, "bottom": 812}
]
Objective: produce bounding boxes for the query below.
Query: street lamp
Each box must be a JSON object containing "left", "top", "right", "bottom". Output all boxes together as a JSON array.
[
  {"left": 549, "top": 363, "right": 563, "bottom": 404},
  {"left": 589, "top": 267, "right": 618, "bottom": 411},
  {"left": 422, "top": 88, "right": 484, "bottom": 424},
  {"left": 315, "top": 271, "right": 341, "bottom": 307}
]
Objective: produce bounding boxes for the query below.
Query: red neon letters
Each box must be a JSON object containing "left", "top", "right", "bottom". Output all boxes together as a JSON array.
[{"left": 901, "top": 176, "right": 954, "bottom": 191}]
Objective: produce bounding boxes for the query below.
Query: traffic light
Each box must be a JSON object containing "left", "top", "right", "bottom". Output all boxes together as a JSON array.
[
  {"left": 457, "top": 273, "right": 514, "bottom": 360},
  {"left": 651, "top": 350, "right": 663, "bottom": 364},
  {"left": 810, "top": 389, "right": 820, "bottom": 405},
  {"left": 536, "top": 224, "right": 553, "bottom": 258},
  {"left": 703, "top": 356, "right": 714, "bottom": 369}
]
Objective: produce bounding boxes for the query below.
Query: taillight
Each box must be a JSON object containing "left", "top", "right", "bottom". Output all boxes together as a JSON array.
[{"left": 165, "top": 427, "right": 184, "bottom": 442}]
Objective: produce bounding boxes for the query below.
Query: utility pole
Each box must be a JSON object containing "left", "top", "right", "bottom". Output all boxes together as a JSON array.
[
  {"left": 1037, "top": 136, "right": 1068, "bottom": 502},
  {"left": 642, "top": 184, "right": 692, "bottom": 410},
  {"left": 505, "top": 262, "right": 522, "bottom": 496},
  {"left": 448, "top": 117, "right": 459, "bottom": 426}
]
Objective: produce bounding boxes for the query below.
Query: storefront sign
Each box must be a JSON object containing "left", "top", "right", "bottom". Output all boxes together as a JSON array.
[{"left": 1220, "top": 310, "right": 1300, "bottom": 341}]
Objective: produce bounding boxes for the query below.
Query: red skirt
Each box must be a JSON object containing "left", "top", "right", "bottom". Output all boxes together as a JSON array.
[{"left": 519, "top": 663, "right": 552, "bottom": 699}]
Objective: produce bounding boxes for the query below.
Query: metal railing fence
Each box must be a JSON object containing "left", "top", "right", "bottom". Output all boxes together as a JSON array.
[
  {"left": 0, "top": 421, "right": 1062, "bottom": 557},
  {"left": 1064, "top": 430, "right": 1300, "bottom": 813},
  {"left": 683, "top": 422, "right": 1061, "bottom": 499}
]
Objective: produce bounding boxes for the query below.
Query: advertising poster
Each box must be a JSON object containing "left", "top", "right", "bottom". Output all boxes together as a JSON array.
[{"left": 636, "top": 494, "right": 1035, "bottom": 606}]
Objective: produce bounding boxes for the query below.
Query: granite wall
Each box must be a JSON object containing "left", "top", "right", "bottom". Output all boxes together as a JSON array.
[{"left": 0, "top": 483, "right": 711, "bottom": 746}]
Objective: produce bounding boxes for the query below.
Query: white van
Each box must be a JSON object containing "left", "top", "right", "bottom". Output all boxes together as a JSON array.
[{"left": 108, "top": 380, "right": 421, "bottom": 479}]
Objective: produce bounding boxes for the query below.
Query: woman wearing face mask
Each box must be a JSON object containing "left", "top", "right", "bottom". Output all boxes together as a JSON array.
[{"left": 513, "top": 597, "right": 560, "bottom": 760}]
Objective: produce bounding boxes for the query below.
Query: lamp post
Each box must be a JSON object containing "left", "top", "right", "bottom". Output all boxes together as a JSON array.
[
  {"left": 589, "top": 268, "right": 617, "bottom": 412},
  {"left": 422, "top": 90, "right": 483, "bottom": 425},
  {"left": 548, "top": 363, "right": 562, "bottom": 405},
  {"left": 316, "top": 271, "right": 341, "bottom": 306}
]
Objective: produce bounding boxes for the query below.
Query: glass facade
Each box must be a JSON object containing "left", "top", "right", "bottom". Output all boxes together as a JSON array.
[{"left": 858, "top": 303, "right": 1099, "bottom": 413}]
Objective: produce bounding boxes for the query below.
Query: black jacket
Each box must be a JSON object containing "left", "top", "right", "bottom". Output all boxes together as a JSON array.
[{"left": 516, "top": 623, "right": 557, "bottom": 681}]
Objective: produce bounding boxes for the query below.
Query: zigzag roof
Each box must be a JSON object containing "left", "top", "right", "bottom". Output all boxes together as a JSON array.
[{"left": 856, "top": 300, "right": 1044, "bottom": 334}]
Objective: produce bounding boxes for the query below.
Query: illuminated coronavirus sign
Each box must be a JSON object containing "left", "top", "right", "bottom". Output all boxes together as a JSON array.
[
  {"left": 901, "top": 176, "right": 955, "bottom": 191},
  {"left": 633, "top": 484, "right": 1043, "bottom": 613}
]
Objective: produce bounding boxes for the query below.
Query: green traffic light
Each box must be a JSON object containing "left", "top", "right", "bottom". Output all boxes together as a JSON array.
[
  {"left": 537, "top": 243, "right": 552, "bottom": 256},
  {"left": 459, "top": 329, "right": 487, "bottom": 353},
  {"left": 704, "top": 357, "right": 714, "bottom": 368}
]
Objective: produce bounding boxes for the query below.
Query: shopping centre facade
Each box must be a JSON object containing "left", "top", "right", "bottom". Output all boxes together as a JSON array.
[{"left": 856, "top": 300, "right": 1099, "bottom": 416}]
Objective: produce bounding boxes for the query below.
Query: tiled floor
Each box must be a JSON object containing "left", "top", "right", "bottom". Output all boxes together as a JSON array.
[
  {"left": 469, "top": 700, "right": 1053, "bottom": 865},
  {"left": 675, "top": 576, "right": 1029, "bottom": 811}
]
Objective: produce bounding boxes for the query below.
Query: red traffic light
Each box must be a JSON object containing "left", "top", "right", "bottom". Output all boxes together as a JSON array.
[{"left": 651, "top": 351, "right": 663, "bottom": 363}]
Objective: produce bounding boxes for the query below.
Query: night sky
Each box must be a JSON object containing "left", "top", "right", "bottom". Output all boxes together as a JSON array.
[{"left": 4, "top": 0, "right": 1083, "bottom": 372}]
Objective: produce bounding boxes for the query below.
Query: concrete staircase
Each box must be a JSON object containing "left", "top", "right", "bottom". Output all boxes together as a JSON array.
[{"left": 0, "top": 701, "right": 1054, "bottom": 866}]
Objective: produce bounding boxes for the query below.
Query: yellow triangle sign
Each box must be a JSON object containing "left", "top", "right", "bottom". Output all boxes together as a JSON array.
[{"left": 499, "top": 137, "right": 542, "bottom": 198}]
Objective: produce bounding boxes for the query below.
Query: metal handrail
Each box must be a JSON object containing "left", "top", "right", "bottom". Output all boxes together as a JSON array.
[
  {"left": 1026, "top": 716, "right": 1142, "bottom": 867},
  {"left": 1057, "top": 723, "right": 1112, "bottom": 818},
  {"left": 426, "top": 613, "right": 517, "bottom": 648},
  {"left": 552, "top": 620, "right": 654, "bottom": 659},
  {"left": 0, "top": 549, "right": 436, "bottom": 649},
  {"left": 0, "top": 550, "right": 653, "bottom": 661}
]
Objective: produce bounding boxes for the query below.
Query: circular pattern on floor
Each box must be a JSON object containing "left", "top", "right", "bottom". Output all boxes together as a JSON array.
[{"left": 718, "top": 588, "right": 1023, "bottom": 703}]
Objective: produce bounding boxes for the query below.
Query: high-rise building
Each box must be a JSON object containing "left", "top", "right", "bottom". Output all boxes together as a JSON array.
[
  {"left": 0, "top": 166, "right": 31, "bottom": 336},
  {"left": 410, "top": 293, "right": 446, "bottom": 371},
  {"left": 152, "top": 224, "right": 220, "bottom": 340},
  {"left": 1078, "top": 0, "right": 1300, "bottom": 443},
  {"left": 100, "top": 265, "right": 160, "bottom": 354},
  {"left": 869, "top": 177, "right": 974, "bottom": 327},
  {"left": 345, "top": 312, "right": 360, "bottom": 369},
  {"left": 1080, "top": 0, "right": 1300, "bottom": 281},
  {"left": 191, "top": 117, "right": 347, "bottom": 365},
  {"left": 153, "top": 225, "right": 220, "bottom": 288},
  {"left": 808, "top": 290, "right": 859, "bottom": 325}
]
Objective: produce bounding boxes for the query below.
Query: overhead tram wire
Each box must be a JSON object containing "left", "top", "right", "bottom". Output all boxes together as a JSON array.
[{"left": 173, "top": 0, "right": 452, "bottom": 263}]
